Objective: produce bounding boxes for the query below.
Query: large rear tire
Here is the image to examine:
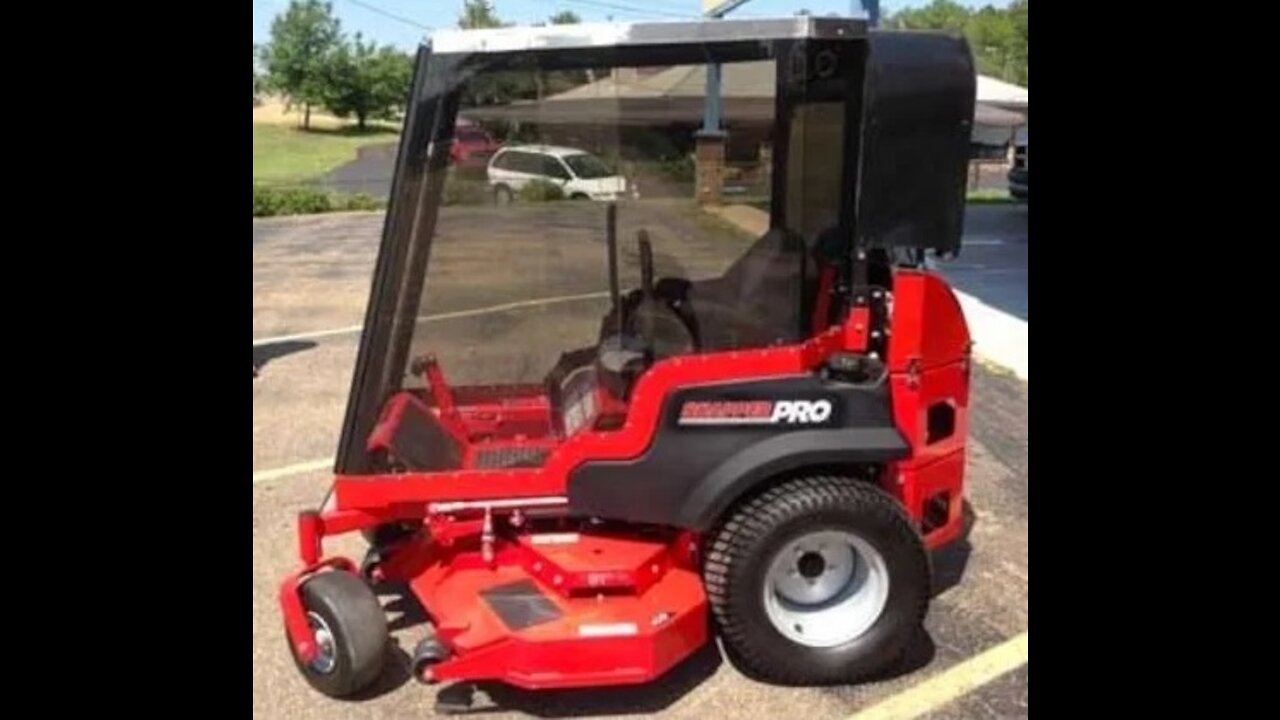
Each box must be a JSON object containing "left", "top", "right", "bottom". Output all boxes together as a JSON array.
[{"left": 703, "top": 475, "right": 929, "bottom": 685}]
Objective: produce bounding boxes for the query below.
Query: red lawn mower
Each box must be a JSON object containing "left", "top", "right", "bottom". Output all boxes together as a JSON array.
[{"left": 278, "top": 16, "right": 976, "bottom": 710}]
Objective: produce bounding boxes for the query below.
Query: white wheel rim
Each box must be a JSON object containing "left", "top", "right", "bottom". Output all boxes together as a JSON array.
[
  {"left": 762, "top": 529, "right": 890, "bottom": 648},
  {"left": 306, "top": 611, "right": 338, "bottom": 674}
]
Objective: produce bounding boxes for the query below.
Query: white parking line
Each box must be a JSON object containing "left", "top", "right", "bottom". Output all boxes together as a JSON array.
[
  {"left": 253, "top": 458, "right": 332, "bottom": 483},
  {"left": 954, "top": 290, "right": 1028, "bottom": 380},
  {"left": 850, "top": 631, "right": 1028, "bottom": 720},
  {"left": 252, "top": 291, "right": 611, "bottom": 347},
  {"left": 253, "top": 287, "right": 1026, "bottom": 380},
  {"left": 251, "top": 325, "right": 364, "bottom": 346}
]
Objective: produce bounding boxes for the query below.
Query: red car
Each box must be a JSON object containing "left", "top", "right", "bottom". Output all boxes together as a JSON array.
[{"left": 450, "top": 125, "right": 501, "bottom": 166}]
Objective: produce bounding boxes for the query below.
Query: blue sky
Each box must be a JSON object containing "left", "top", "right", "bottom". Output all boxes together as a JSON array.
[{"left": 253, "top": 0, "right": 1010, "bottom": 52}]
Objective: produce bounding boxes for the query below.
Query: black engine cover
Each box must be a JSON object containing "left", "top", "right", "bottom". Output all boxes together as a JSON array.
[{"left": 567, "top": 374, "right": 909, "bottom": 530}]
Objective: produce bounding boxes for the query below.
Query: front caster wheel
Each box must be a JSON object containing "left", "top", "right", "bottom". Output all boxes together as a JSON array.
[
  {"left": 411, "top": 632, "right": 452, "bottom": 684},
  {"left": 287, "top": 571, "right": 388, "bottom": 698},
  {"left": 703, "top": 475, "right": 930, "bottom": 685},
  {"left": 359, "top": 549, "right": 382, "bottom": 583}
]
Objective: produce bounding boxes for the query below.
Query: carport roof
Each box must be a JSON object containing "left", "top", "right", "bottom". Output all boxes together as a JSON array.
[{"left": 976, "top": 74, "right": 1028, "bottom": 107}]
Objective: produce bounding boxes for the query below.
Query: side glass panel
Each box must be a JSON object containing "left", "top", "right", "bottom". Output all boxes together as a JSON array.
[{"left": 369, "top": 42, "right": 852, "bottom": 472}]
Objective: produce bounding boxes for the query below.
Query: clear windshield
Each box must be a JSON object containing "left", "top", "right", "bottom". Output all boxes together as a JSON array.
[
  {"left": 410, "top": 57, "right": 804, "bottom": 392},
  {"left": 562, "top": 153, "right": 613, "bottom": 179},
  {"left": 391, "top": 46, "right": 853, "bottom": 461}
]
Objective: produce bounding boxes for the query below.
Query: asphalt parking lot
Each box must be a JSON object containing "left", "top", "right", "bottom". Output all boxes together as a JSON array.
[
  {"left": 932, "top": 204, "right": 1028, "bottom": 321},
  {"left": 252, "top": 201, "right": 1028, "bottom": 719}
]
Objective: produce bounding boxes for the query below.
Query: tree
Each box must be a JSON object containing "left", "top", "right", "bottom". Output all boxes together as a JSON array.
[
  {"left": 459, "top": 0, "right": 503, "bottom": 29},
  {"left": 451, "top": 2, "right": 587, "bottom": 107},
  {"left": 261, "top": 0, "right": 341, "bottom": 130},
  {"left": 1008, "top": 0, "right": 1028, "bottom": 86},
  {"left": 889, "top": 0, "right": 1028, "bottom": 88},
  {"left": 967, "top": 7, "right": 1018, "bottom": 84},
  {"left": 537, "top": 10, "right": 588, "bottom": 97},
  {"left": 455, "top": 1, "right": 526, "bottom": 107},
  {"left": 891, "top": 0, "right": 969, "bottom": 31},
  {"left": 548, "top": 10, "right": 581, "bottom": 25},
  {"left": 322, "top": 35, "right": 413, "bottom": 130},
  {"left": 253, "top": 43, "right": 262, "bottom": 104}
]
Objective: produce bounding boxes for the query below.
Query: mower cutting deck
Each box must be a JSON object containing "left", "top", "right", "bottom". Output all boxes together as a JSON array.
[
  {"left": 278, "top": 16, "right": 977, "bottom": 707},
  {"left": 402, "top": 528, "right": 706, "bottom": 688}
]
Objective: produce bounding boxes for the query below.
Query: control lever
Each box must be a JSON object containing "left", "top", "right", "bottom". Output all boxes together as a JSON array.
[
  {"left": 410, "top": 354, "right": 456, "bottom": 412},
  {"left": 605, "top": 203, "right": 622, "bottom": 338},
  {"left": 638, "top": 230, "right": 654, "bottom": 296},
  {"left": 637, "top": 231, "right": 656, "bottom": 354}
]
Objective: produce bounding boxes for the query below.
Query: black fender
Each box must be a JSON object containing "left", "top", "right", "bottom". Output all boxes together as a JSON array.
[
  {"left": 567, "top": 375, "right": 910, "bottom": 531},
  {"left": 677, "top": 426, "right": 907, "bottom": 530}
]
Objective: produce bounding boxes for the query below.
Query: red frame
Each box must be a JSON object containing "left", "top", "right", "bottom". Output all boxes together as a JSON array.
[{"left": 280, "top": 268, "right": 971, "bottom": 689}]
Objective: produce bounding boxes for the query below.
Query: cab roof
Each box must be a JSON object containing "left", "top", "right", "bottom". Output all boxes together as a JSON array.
[{"left": 427, "top": 16, "right": 868, "bottom": 55}]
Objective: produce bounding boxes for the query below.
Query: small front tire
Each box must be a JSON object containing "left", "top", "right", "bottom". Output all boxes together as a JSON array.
[{"left": 288, "top": 571, "right": 388, "bottom": 698}]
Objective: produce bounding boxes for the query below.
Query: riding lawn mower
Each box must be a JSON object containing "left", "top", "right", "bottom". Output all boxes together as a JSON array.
[{"left": 277, "top": 15, "right": 976, "bottom": 711}]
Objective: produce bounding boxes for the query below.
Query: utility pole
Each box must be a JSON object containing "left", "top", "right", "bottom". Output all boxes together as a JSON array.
[
  {"left": 695, "top": 1, "right": 874, "bottom": 205},
  {"left": 859, "top": 1, "right": 880, "bottom": 27},
  {"left": 692, "top": 1, "right": 752, "bottom": 205},
  {"left": 702, "top": 1, "right": 878, "bottom": 135},
  {"left": 700, "top": 1, "right": 752, "bottom": 135}
]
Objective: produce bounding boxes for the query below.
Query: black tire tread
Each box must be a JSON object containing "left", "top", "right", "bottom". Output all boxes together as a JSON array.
[
  {"left": 294, "top": 571, "right": 388, "bottom": 697},
  {"left": 703, "top": 475, "right": 928, "bottom": 685}
]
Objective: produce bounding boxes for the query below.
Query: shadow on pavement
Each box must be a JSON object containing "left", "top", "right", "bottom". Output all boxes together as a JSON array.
[
  {"left": 474, "top": 642, "right": 723, "bottom": 717},
  {"left": 350, "top": 642, "right": 415, "bottom": 701},
  {"left": 380, "top": 583, "right": 432, "bottom": 633},
  {"left": 368, "top": 579, "right": 722, "bottom": 715},
  {"left": 253, "top": 340, "right": 318, "bottom": 377},
  {"left": 930, "top": 500, "right": 977, "bottom": 598}
]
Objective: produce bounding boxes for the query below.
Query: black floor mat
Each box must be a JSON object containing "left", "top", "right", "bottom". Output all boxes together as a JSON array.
[
  {"left": 481, "top": 579, "right": 563, "bottom": 631},
  {"left": 472, "top": 446, "right": 550, "bottom": 469}
]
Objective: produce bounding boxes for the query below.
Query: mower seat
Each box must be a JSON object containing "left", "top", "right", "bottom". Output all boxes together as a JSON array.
[{"left": 682, "top": 228, "right": 809, "bottom": 351}]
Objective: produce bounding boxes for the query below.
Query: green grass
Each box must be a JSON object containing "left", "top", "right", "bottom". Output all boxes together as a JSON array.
[
  {"left": 252, "top": 123, "right": 399, "bottom": 185},
  {"left": 976, "top": 356, "right": 1021, "bottom": 379},
  {"left": 966, "top": 188, "right": 1017, "bottom": 204},
  {"left": 253, "top": 185, "right": 384, "bottom": 217}
]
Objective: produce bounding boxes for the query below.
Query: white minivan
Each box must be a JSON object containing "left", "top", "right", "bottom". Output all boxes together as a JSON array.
[{"left": 487, "top": 144, "right": 632, "bottom": 204}]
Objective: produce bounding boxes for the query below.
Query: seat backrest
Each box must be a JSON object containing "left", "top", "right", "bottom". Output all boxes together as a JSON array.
[{"left": 371, "top": 393, "right": 465, "bottom": 472}]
